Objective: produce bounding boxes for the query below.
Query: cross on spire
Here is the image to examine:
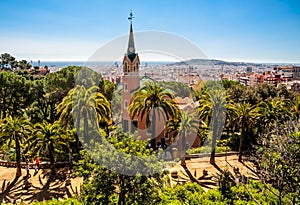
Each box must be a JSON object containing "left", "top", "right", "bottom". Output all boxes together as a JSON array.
[
  {"left": 127, "top": 10, "right": 135, "bottom": 55},
  {"left": 128, "top": 9, "right": 134, "bottom": 24}
]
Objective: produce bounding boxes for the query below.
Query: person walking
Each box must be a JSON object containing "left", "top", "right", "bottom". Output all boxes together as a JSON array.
[
  {"left": 34, "top": 156, "right": 40, "bottom": 174},
  {"left": 25, "top": 159, "right": 31, "bottom": 178}
]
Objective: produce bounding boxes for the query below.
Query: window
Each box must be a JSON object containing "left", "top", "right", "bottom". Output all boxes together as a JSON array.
[
  {"left": 124, "top": 83, "right": 128, "bottom": 92},
  {"left": 124, "top": 100, "right": 128, "bottom": 108},
  {"left": 124, "top": 63, "right": 127, "bottom": 73}
]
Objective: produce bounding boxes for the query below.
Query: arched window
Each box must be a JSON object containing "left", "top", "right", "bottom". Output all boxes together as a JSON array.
[{"left": 124, "top": 62, "right": 128, "bottom": 73}]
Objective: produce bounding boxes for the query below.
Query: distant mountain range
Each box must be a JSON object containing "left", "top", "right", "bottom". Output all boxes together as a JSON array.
[{"left": 168, "top": 59, "right": 291, "bottom": 67}]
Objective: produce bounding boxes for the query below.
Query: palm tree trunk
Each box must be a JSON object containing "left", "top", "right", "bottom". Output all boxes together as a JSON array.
[
  {"left": 210, "top": 144, "right": 216, "bottom": 164},
  {"left": 238, "top": 123, "right": 245, "bottom": 162},
  {"left": 210, "top": 119, "right": 217, "bottom": 164},
  {"left": 84, "top": 111, "right": 88, "bottom": 140},
  {"left": 49, "top": 142, "right": 56, "bottom": 175},
  {"left": 151, "top": 110, "right": 156, "bottom": 149},
  {"left": 75, "top": 111, "right": 81, "bottom": 157},
  {"left": 181, "top": 133, "right": 186, "bottom": 166},
  {"left": 238, "top": 132, "right": 243, "bottom": 162},
  {"left": 118, "top": 175, "right": 126, "bottom": 205},
  {"left": 15, "top": 138, "right": 22, "bottom": 177}
]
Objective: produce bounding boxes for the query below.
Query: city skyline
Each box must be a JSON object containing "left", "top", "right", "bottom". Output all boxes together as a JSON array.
[{"left": 0, "top": 0, "right": 300, "bottom": 63}]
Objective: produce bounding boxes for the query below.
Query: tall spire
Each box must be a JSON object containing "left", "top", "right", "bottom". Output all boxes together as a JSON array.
[{"left": 127, "top": 10, "right": 135, "bottom": 55}]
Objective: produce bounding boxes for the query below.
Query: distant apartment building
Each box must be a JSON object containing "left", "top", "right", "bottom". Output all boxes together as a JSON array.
[
  {"left": 235, "top": 68, "right": 293, "bottom": 87},
  {"left": 292, "top": 66, "right": 300, "bottom": 80}
]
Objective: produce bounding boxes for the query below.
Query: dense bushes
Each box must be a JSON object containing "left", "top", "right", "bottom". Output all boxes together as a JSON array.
[{"left": 35, "top": 180, "right": 295, "bottom": 204}]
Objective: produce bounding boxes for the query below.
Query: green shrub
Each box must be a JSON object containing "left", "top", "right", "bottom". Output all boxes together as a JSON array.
[
  {"left": 6, "top": 150, "right": 16, "bottom": 162},
  {"left": 187, "top": 145, "right": 231, "bottom": 155},
  {"left": 230, "top": 180, "right": 291, "bottom": 205}
]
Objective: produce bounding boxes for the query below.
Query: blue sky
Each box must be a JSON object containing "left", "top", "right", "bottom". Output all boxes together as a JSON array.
[{"left": 0, "top": 0, "right": 300, "bottom": 63}]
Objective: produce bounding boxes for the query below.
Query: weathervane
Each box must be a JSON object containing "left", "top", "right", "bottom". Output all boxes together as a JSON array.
[{"left": 128, "top": 9, "right": 134, "bottom": 24}]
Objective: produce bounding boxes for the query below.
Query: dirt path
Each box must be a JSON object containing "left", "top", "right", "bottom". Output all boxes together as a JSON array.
[
  {"left": 0, "top": 166, "right": 82, "bottom": 204},
  {"left": 0, "top": 154, "right": 258, "bottom": 204},
  {"left": 169, "top": 154, "right": 258, "bottom": 190}
]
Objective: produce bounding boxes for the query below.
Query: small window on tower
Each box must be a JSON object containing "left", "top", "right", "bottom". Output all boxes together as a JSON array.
[
  {"left": 124, "top": 83, "right": 128, "bottom": 92},
  {"left": 124, "top": 100, "right": 128, "bottom": 108},
  {"left": 124, "top": 63, "right": 127, "bottom": 72}
]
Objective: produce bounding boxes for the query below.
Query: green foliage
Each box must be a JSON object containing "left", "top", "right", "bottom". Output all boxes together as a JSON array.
[
  {"left": 160, "top": 183, "right": 228, "bottom": 205},
  {"left": 230, "top": 180, "right": 287, "bottom": 204},
  {"left": 0, "top": 53, "right": 17, "bottom": 70},
  {"left": 255, "top": 123, "right": 300, "bottom": 204},
  {"left": 0, "top": 71, "right": 33, "bottom": 118},
  {"left": 159, "top": 81, "right": 191, "bottom": 98},
  {"left": 6, "top": 150, "right": 16, "bottom": 162},
  {"left": 24, "top": 121, "right": 72, "bottom": 174},
  {"left": 76, "top": 129, "right": 165, "bottom": 205},
  {"left": 129, "top": 81, "right": 179, "bottom": 148},
  {"left": 0, "top": 116, "right": 31, "bottom": 176},
  {"left": 196, "top": 86, "right": 227, "bottom": 163},
  {"left": 166, "top": 111, "right": 200, "bottom": 165},
  {"left": 216, "top": 169, "right": 235, "bottom": 198},
  {"left": 187, "top": 145, "right": 231, "bottom": 155},
  {"left": 221, "top": 79, "right": 241, "bottom": 90},
  {"left": 1, "top": 53, "right": 300, "bottom": 204}
]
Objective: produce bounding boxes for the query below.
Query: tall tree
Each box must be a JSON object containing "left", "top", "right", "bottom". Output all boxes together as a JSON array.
[
  {"left": 0, "top": 71, "right": 32, "bottom": 118},
  {"left": 17, "top": 59, "right": 31, "bottom": 70},
  {"left": 0, "top": 116, "right": 31, "bottom": 177},
  {"left": 229, "top": 102, "right": 258, "bottom": 162},
  {"left": 25, "top": 121, "right": 69, "bottom": 175},
  {"left": 291, "top": 96, "right": 300, "bottom": 120},
  {"left": 0, "top": 53, "right": 17, "bottom": 70},
  {"left": 129, "top": 82, "right": 179, "bottom": 149},
  {"left": 197, "top": 88, "right": 227, "bottom": 164},
  {"left": 57, "top": 85, "right": 111, "bottom": 154},
  {"left": 257, "top": 99, "right": 290, "bottom": 133},
  {"left": 166, "top": 111, "right": 200, "bottom": 166}
]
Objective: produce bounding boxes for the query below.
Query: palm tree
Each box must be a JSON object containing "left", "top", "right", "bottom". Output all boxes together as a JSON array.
[
  {"left": 257, "top": 99, "right": 290, "bottom": 133},
  {"left": 197, "top": 89, "right": 227, "bottom": 164},
  {"left": 26, "top": 121, "right": 68, "bottom": 175},
  {"left": 129, "top": 82, "right": 179, "bottom": 149},
  {"left": 166, "top": 111, "right": 200, "bottom": 166},
  {"left": 57, "top": 85, "right": 111, "bottom": 153},
  {"left": 290, "top": 96, "right": 300, "bottom": 120},
  {"left": 0, "top": 116, "right": 31, "bottom": 177},
  {"left": 229, "top": 102, "right": 258, "bottom": 162}
]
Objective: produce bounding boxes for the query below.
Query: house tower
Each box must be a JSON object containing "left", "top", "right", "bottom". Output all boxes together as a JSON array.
[{"left": 122, "top": 10, "right": 140, "bottom": 133}]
